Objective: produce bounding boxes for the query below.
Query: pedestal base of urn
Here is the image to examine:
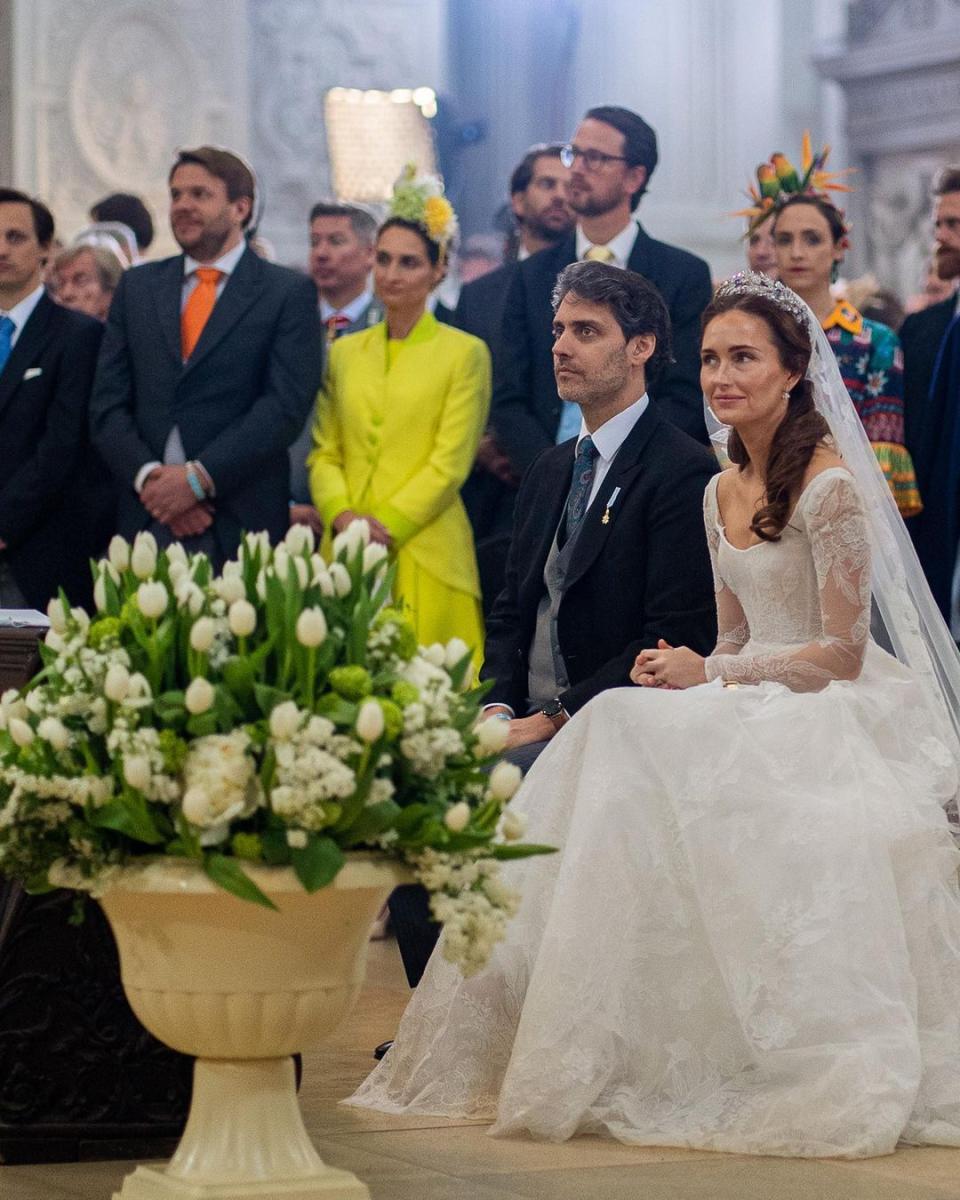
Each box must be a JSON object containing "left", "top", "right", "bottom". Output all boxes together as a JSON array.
[{"left": 112, "top": 1059, "right": 369, "bottom": 1200}]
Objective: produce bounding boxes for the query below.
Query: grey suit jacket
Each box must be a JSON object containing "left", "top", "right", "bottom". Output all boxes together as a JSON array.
[{"left": 91, "top": 246, "right": 322, "bottom": 560}]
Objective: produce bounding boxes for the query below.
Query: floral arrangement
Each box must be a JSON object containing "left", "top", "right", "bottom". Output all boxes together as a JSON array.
[
  {"left": 0, "top": 523, "right": 550, "bottom": 976},
  {"left": 389, "top": 163, "right": 458, "bottom": 252},
  {"left": 733, "top": 130, "right": 853, "bottom": 241}
]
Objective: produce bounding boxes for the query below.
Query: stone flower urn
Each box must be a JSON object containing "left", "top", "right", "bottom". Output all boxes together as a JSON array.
[{"left": 99, "top": 855, "right": 405, "bottom": 1199}]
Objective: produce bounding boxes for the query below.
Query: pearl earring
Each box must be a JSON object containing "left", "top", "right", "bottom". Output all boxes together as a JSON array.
[{"left": 783, "top": 389, "right": 790, "bottom": 401}]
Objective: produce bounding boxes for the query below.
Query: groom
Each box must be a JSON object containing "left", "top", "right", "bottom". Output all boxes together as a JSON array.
[{"left": 387, "top": 261, "right": 718, "bottom": 995}]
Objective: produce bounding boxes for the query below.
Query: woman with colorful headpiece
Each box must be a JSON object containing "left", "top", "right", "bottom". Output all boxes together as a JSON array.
[
  {"left": 741, "top": 135, "right": 921, "bottom": 517},
  {"left": 308, "top": 166, "right": 489, "bottom": 664}
]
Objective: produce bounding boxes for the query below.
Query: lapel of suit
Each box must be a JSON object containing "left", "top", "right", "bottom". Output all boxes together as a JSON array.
[
  {"left": 525, "top": 443, "right": 575, "bottom": 592},
  {"left": 182, "top": 247, "right": 262, "bottom": 375},
  {"left": 152, "top": 254, "right": 187, "bottom": 365},
  {"left": 563, "top": 406, "right": 661, "bottom": 592},
  {"left": 0, "top": 293, "right": 56, "bottom": 420},
  {"left": 626, "top": 223, "right": 654, "bottom": 278}
]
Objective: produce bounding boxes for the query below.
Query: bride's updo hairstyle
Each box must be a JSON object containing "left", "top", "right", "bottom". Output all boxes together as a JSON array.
[{"left": 703, "top": 279, "right": 831, "bottom": 541}]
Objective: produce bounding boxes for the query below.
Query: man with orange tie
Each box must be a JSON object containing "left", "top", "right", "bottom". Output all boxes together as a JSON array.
[{"left": 90, "top": 146, "right": 322, "bottom": 565}]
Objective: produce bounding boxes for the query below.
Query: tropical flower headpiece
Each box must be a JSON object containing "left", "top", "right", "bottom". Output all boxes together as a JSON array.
[
  {"left": 734, "top": 132, "right": 854, "bottom": 246},
  {"left": 388, "top": 163, "right": 458, "bottom": 256}
]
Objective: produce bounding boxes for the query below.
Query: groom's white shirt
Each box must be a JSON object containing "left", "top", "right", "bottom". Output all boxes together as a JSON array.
[{"left": 578, "top": 391, "right": 649, "bottom": 508}]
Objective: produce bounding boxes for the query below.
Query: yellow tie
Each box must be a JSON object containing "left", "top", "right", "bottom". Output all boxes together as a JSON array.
[
  {"left": 181, "top": 268, "right": 223, "bottom": 360},
  {"left": 584, "top": 245, "right": 615, "bottom": 263}
]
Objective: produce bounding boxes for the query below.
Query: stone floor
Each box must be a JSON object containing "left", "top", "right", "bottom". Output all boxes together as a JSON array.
[{"left": 5, "top": 937, "right": 960, "bottom": 1199}]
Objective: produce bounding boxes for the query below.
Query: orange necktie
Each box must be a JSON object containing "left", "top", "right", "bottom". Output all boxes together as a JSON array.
[{"left": 181, "top": 268, "right": 223, "bottom": 360}]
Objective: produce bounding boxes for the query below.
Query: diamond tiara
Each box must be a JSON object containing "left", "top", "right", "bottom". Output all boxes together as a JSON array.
[{"left": 713, "top": 271, "right": 812, "bottom": 329}]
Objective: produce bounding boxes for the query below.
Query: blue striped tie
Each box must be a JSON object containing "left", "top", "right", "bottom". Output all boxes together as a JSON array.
[
  {"left": 0, "top": 316, "right": 14, "bottom": 375},
  {"left": 561, "top": 435, "right": 599, "bottom": 547}
]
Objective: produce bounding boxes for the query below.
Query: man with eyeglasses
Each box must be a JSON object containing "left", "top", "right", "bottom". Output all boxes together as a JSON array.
[{"left": 491, "top": 106, "right": 712, "bottom": 480}]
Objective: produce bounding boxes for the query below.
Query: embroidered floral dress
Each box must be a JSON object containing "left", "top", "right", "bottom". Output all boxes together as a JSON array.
[{"left": 824, "top": 300, "right": 921, "bottom": 516}]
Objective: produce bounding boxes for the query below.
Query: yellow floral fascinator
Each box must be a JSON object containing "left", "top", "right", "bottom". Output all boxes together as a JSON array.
[
  {"left": 388, "top": 163, "right": 459, "bottom": 254},
  {"left": 734, "top": 132, "right": 854, "bottom": 242}
]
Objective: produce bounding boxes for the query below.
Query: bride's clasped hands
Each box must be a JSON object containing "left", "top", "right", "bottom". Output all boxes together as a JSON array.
[{"left": 630, "top": 638, "right": 707, "bottom": 688}]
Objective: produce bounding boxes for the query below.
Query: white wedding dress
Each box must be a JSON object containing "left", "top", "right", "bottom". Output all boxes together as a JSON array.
[{"left": 349, "top": 467, "right": 960, "bottom": 1158}]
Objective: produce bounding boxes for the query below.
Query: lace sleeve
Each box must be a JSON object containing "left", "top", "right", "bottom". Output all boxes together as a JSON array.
[
  {"left": 704, "top": 479, "right": 750, "bottom": 656},
  {"left": 704, "top": 472, "right": 871, "bottom": 692}
]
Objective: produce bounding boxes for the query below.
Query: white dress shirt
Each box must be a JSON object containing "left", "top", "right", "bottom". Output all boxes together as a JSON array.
[
  {"left": 576, "top": 218, "right": 640, "bottom": 268},
  {"left": 320, "top": 289, "right": 373, "bottom": 325},
  {"left": 1, "top": 284, "right": 45, "bottom": 349},
  {"left": 576, "top": 392, "right": 649, "bottom": 508},
  {"left": 134, "top": 239, "right": 248, "bottom": 493}
]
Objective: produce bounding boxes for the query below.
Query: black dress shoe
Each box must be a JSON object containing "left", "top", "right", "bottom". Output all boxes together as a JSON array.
[{"left": 373, "top": 1040, "right": 393, "bottom": 1060}]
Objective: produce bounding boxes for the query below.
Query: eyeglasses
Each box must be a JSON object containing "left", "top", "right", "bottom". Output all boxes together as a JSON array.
[{"left": 560, "top": 144, "right": 629, "bottom": 172}]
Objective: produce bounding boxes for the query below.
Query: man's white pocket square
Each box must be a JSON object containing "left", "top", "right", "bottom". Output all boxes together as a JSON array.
[{"left": 22, "top": 367, "right": 42, "bottom": 381}]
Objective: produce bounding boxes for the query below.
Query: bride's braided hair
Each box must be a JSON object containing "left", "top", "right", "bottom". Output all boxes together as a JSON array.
[{"left": 703, "top": 284, "right": 831, "bottom": 541}]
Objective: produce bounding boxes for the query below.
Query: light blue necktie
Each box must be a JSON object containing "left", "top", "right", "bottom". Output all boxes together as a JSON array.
[
  {"left": 560, "top": 435, "right": 599, "bottom": 547},
  {"left": 0, "top": 316, "right": 14, "bottom": 375}
]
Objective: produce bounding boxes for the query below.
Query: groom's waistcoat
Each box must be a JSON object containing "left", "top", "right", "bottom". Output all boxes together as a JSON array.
[{"left": 528, "top": 516, "right": 586, "bottom": 707}]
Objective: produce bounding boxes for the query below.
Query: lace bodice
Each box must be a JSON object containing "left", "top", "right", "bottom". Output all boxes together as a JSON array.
[{"left": 703, "top": 468, "right": 871, "bottom": 692}]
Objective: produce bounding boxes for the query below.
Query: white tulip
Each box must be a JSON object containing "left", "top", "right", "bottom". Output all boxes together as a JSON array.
[
  {"left": 228, "top": 599, "right": 257, "bottom": 638},
  {"left": 175, "top": 580, "right": 206, "bottom": 616},
  {"left": 189, "top": 616, "right": 216, "bottom": 653},
  {"left": 165, "top": 542, "right": 189, "bottom": 569},
  {"left": 221, "top": 559, "right": 242, "bottom": 579},
  {"left": 104, "top": 663, "right": 131, "bottom": 703},
  {"left": 181, "top": 787, "right": 210, "bottom": 826},
  {"left": 489, "top": 760, "right": 523, "bottom": 803},
  {"left": 295, "top": 607, "right": 327, "bottom": 647},
  {"left": 269, "top": 700, "right": 301, "bottom": 741},
  {"left": 9, "top": 718, "right": 34, "bottom": 747},
  {"left": 93, "top": 573, "right": 108, "bottom": 613},
  {"left": 123, "top": 754, "right": 152, "bottom": 791},
  {"left": 285, "top": 524, "right": 315, "bottom": 555},
  {"left": 255, "top": 569, "right": 268, "bottom": 601},
  {"left": 38, "top": 716, "right": 70, "bottom": 751},
  {"left": 273, "top": 545, "right": 291, "bottom": 581},
  {"left": 363, "top": 542, "right": 389, "bottom": 573},
  {"left": 130, "top": 531, "right": 158, "bottom": 579},
  {"left": 73, "top": 607, "right": 90, "bottom": 632},
  {"left": 475, "top": 715, "right": 510, "bottom": 755},
  {"left": 44, "top": 628, "right": 65, "bottom": 653},
  {"left": 314, "top": 568, "right": 334, "bottom": 597},
  {"left": 127, "top": 673, "right": 153, "bottom": 703},
  {"left": 444, "top": 637, "right": 470, "bottom": 669},
  {"left": 46, "top": 598, "right": 67, "bottom": 634},
  {"left": 108, "top": 535, "right": 131, "bottom": 572},
  {"left": 215, "top": 574, "right": 246, "bottom": 605},
  {"left": 444, "top": 801, "right": 471, "bottom": 833},
  {"left": 356, "top": 700, "right": 385, "bottom": 742},
  {"left": 333, "top": 519, "right": 369, "bottom": 559},
  {"left": 168, "top": 561, "right": 188, "bottom": 585},
  {"left": 185, "top": 677, "right": 215, "bottom": 715},
  {"left": 500, "top": 809, "right": 527, "bottom": 841},
  {"left": 424, "top": 643, "right": 446, "bottom": 667},
  {"left": 137, "top": 581, "right": 168, "bottom": 619},
  {"left": 244, "top": 531, "right": 271, "bottom": 557},
  {"left": 329, "top": 562, "right": 352, "bottom": 597}
]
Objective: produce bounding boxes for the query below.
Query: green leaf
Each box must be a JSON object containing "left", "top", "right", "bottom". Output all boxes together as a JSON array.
[
  {"left": 254, "top": 683, "right": 289, "bottom": 717},
  {"left": 89, "top": 794, "right": 166, "bottom": 845},
  {"left": 186, "top": 711, "right": 219, "bottom": 737},
  {"left": 490, "top": 842, "right": 557, "bottom": 860},
  {"left": 290, "top": 835, "right": 345, "bottom": 892},
  {"left": 204, "top": 853, "right": 278, "bottom": 909},
  {"left": 314, "top": 694, "right": 358, "bottom": 725},
  {"left": 341, "top": 799, "right": 401, "bottom": 847},
  {"left": 222, "top": 656, "right": 256, "bottom": 700}
]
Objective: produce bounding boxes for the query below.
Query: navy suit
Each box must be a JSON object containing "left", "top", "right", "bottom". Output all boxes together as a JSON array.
[
  {"left": 90, "top": 246, "right": 322, "bottom": 563},
  {"left": 492, "top": 227, "right": 713, "bottom": 477},
  {"left": 0, "top": 294, "right": 108, "bottom": 608}
]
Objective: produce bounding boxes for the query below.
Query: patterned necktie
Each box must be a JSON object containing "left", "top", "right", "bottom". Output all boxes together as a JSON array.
[
  {"left": 583, "top": 245, "right": 615, "bottom": 263},
  {"left": 560, "top": 435, "right": 599, "bottom": 547},
  {"left": 181, "top": 268, "right": 223, "bottom": 360},
  {"left": 326, "top": 313, "right": 352, "bottom": 343},
  {"left": 0, "top": 315, "right": 15, "bottom": 375}
]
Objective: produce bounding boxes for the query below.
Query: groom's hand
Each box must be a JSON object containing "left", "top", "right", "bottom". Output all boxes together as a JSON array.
[{"left": 505, "top": 711, "right": 565, "bottom": 749}]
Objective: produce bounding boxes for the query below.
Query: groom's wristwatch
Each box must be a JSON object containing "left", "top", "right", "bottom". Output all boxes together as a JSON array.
[{"left": 540, "top": 697, "right": 567, "bottom": 732}]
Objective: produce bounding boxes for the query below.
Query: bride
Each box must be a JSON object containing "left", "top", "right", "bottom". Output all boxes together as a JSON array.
[{"left": 347, "top": 272, "right": 960, "bottom": 1159}]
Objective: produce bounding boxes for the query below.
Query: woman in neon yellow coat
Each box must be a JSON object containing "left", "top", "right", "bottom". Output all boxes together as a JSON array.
[{"left": 308, "top": 200, "right": 490, "bottom": 665}]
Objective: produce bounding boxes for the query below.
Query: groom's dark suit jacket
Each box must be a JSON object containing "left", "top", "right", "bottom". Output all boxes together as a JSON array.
[
  {"left": 900, "top": 293, "right": 955, "bottom": 466},
  {"left": 482, "top": 403, "right": 719, "bottom": 716},
  {"left": 90, "top": 246, "right": 322, "bottom": 562},
  {"left": 491, "top": 226, "right": 713, "bottom": 477},
  {"left": 0, "top": 294, "right": 110, "bottom": 608}
]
